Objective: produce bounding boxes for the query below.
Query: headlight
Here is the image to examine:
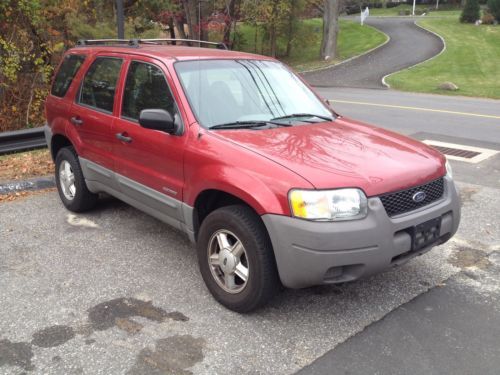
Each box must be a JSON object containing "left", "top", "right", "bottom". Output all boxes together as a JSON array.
[
  {"left": 289, "top": 188, "right": 368, "bottom": 221},
  {"left": 445, "top": 160, "right": 453, "bottom": 179}
]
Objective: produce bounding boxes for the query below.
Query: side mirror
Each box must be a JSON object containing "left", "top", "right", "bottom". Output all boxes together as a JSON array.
[{"left": 139, "top": 109, "right": 175, "bottom": 134}]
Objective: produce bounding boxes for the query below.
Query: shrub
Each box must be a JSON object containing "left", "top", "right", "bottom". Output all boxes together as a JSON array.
[
  {"left": 481, "top": 12, "right": 495, "bottom": 24},
  {"left": 488, "top": 0, "right": 500, "bottom": 21},
  {"left": 461, "top": 0, "right": 481, "bottom": 23},
  {"left": 386, "top": 2, "right": 400, "bottom": 9}
]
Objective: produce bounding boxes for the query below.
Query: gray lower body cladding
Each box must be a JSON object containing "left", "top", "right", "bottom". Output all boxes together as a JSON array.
[
  {"left": 262, "top": 176, "right": 460, "bottom": 289},
  {"left": 79, "top": 157, "right": 196, "bottom": 242}
]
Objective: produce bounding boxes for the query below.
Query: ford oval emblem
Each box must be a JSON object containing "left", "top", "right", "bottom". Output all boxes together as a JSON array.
[{"left": 413, "top": 191, "right": 426, "bottom": 203}]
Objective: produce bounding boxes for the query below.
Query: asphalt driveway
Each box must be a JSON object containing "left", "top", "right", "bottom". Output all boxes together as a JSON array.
[
  {"left": 1, "top": 90, "right": 500, "bottom": 374},
  {"left": 302, "top": 17, "right": 444, "bottom": 88},
  {"left": 0, "top": 181, "right": 497, "bottom": 375}
]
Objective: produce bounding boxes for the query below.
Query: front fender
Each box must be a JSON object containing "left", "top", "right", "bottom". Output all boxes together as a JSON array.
[
  {"left": 185, "top": 164, "right": 289, "bottom": 216},
  {"left": 183, "top": 127, "right": 313, "bottom": 216}
]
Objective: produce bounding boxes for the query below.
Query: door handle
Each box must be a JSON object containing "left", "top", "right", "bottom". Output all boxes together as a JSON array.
[
  {"left": 116, "top": 132, "right": 132, "bottom": 143},
  {"left": 70, "top": 116, "right": 83, "bottom": 126}
]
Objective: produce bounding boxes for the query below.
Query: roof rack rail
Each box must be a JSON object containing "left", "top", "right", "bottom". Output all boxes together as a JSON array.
[
  {"left": 134, "top": 38, "right": 228, "bottom": 50},
  {"left": 76, "top": 39, "right": 138, "bottom": 47},
  {"left": 76, "top": 38, "right": 228, "bottom": 50}
]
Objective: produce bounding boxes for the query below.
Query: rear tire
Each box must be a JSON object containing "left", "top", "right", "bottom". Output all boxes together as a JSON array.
[
  {"left": 197, "top": 205, "right": 280, "bottom": 312},
  {"left": 55, "top": 147, "right": 98, "bottom": 212}
]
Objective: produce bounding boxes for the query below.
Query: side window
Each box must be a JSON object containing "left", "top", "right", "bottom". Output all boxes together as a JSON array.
[
  {"left": 122, "top": 61, "right": 176, "bottom": 121},
  {"left": 51, "top": 54, "right": 86, "bottom": 97},
  {"left": 78, "top": 57, "right": 122, "bottom": 113}
]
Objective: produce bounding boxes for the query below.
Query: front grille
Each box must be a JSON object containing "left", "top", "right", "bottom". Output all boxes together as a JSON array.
[{"left": 379, "top": 178, "right": 444, "bottom": 217}]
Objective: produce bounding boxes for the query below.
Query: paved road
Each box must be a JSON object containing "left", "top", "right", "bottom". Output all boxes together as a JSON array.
[
  {"left": 1, "top": 90, "right": 499, "bottom": 374},
  {"left": 299, "top": 254, "right": 500, "bottom": 375},
  {"left": 317, "top": 87, "right": 500, "bottom": 189},
  {"left": 299, "top": 87, "right": 500, "bottom": 374},
  {"left": 302, "top": 17, "right": 443, "bottom": 88}
]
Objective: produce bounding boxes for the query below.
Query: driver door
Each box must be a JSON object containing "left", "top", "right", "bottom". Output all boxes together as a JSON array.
[{"left": 113, "top": 57, "right": 187, "bottom": 225}]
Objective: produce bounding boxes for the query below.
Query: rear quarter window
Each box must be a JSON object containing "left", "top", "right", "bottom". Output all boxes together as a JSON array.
[{"left": 51, "top": 54, "right": 86, "bottom": 98}]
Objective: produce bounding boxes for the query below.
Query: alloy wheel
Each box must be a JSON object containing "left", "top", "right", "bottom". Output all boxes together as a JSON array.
[
  {"left": 59, "top": 160, "right": 76, "bottom": 200},
  {"left": 207, "top": 229, "right": 249, "bottom": 294}
]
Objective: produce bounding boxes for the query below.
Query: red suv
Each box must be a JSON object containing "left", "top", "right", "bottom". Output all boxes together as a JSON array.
[{"left": 45, "top": 39, "right": 460, "bottom": 312}]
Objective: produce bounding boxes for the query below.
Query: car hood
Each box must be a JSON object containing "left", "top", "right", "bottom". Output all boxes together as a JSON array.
[{"left": 212, "top": 117, "right": 446, "bottom": 197}]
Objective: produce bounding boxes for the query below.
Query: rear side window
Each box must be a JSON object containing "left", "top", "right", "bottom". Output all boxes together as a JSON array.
[
  {"left": 122, "top": 61, "right": 176, "bottom": 121},
  {"left": 51, "top": 54, "right": 86, "bottom": 97},
  {"left": 78, "top": 57, "right": 123, "bottom": 113}
]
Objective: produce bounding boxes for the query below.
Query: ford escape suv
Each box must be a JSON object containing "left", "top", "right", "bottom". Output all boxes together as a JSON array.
[{"left": 45, "top": 39, "right": 461, "bottom": 312}]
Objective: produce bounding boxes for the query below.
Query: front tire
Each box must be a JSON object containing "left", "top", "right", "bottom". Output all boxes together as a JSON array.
[
  {"left": 55, "top": 147, "right": 98, "bottom": 212},
  {"left": 197, "top": 205, "right": 279, "bottom": 312}
]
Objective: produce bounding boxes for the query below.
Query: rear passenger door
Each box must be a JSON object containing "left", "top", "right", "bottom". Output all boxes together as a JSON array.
[
  {"left": 70, "top": 55, "right": 123, "bottom": 177},
  {"left": 113, "top": 57, "right": 187, "bottom": 224}
]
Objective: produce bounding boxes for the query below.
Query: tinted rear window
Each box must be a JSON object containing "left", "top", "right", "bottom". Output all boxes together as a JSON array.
[{"left": 51, "top": 54, "right": 86, "bottom": 97}]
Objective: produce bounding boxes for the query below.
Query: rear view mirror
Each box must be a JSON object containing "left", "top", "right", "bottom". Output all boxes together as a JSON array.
[{"left": 139, "top": 109, "right": 175, "bottom": 134}]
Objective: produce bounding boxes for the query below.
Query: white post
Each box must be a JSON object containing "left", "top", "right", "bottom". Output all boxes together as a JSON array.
[
  {"left": 361, "top": 7, "right": 369, "bottom": 26},
  {"left": 412, "top": 0, "right": 416, "bottom": 15}
]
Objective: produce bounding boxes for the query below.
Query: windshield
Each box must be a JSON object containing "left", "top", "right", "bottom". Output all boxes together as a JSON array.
[{"left": 174, "top": 59, "right": 334, "bottom": 129}]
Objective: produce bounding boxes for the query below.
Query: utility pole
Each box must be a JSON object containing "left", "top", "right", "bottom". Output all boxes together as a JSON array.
[
  {"left": 412, "top": 0, "right": 416, "bottom": 16},
  {"left": 116, "top": 0, "right": 125, "bottom": 39}
]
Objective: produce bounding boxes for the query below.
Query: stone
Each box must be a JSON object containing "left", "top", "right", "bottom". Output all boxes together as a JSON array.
[{"left": 438, "top": 82, "right": 459, "bottom": 91}]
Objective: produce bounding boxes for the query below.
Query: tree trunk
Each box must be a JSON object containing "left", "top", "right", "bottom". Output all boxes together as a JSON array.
[
  {"left": 175, "top": 18, "right": 188, "bottom": 39},
  {"left": 269, "top": 1, "right": 278, "bottom": 57},
  {"left": 270, "top": 26, "right": 277, "bottom": 57},
  {"left": 254, "top": 24, "right": 258, "bottom": 53},
  {"left": 320, "top": 0, "right": 340, "bottom": 60},
  {"left": 167, "top": 18, "right": 176, "bottom": 40},
  {"left": 223, "top": 0, "right": 236, "bottom": 46},
  {"left": 285, "top": 0, "right": 298, "bottom": 57},
  {"left": 183, "top": 0, "right": 198, "bottom": 40},
  {"left": 199, "top": 0, "right": 210, "bottom": 42}
]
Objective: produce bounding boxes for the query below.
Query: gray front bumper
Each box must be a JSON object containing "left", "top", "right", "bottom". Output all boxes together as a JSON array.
[{"left": 262, "top": 176, "right": 461, "bottom": 289}]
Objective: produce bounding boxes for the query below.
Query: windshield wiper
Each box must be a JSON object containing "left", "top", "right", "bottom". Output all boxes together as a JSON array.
[
  {"left": 209, "top": 120, "right": 290, "bottom": 130},
  {"left": 271, "top": 113, "right": 334, "bottom": 122}
]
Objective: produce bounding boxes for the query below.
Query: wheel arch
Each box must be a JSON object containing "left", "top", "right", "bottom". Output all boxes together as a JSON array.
[
  {"left": 192, "top": 189, "right": 257, "bottom": 241},
  {"left": 50, "top": 133, "right": 74, "bottom": 160}
]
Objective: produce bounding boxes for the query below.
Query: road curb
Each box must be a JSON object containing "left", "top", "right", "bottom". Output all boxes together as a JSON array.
[
  {"left": 298, "top": 24, "right": 391, "bottom": 75},
  {"left": 0, "top": 175, "right": 55, "bottom": 195},
  {"left": 382, "top": 20, "right": 446, "bottom": 88}
]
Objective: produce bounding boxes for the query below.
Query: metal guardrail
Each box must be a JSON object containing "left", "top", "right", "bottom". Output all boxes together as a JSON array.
[{"left": 0, "top": 126, "right": 46, "bottom": 155}]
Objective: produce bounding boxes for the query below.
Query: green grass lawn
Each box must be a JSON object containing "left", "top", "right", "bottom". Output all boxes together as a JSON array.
[
  {"left": 386, "top": 18, "right": 500, "bottom": 99},
  {"left": 235, "top": 19, "right": 387, "bottom": 72}
]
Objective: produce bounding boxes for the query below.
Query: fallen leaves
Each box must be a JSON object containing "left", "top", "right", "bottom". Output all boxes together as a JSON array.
[{"left": 0, "top": 149, "right": 53, "bottom": 182}]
